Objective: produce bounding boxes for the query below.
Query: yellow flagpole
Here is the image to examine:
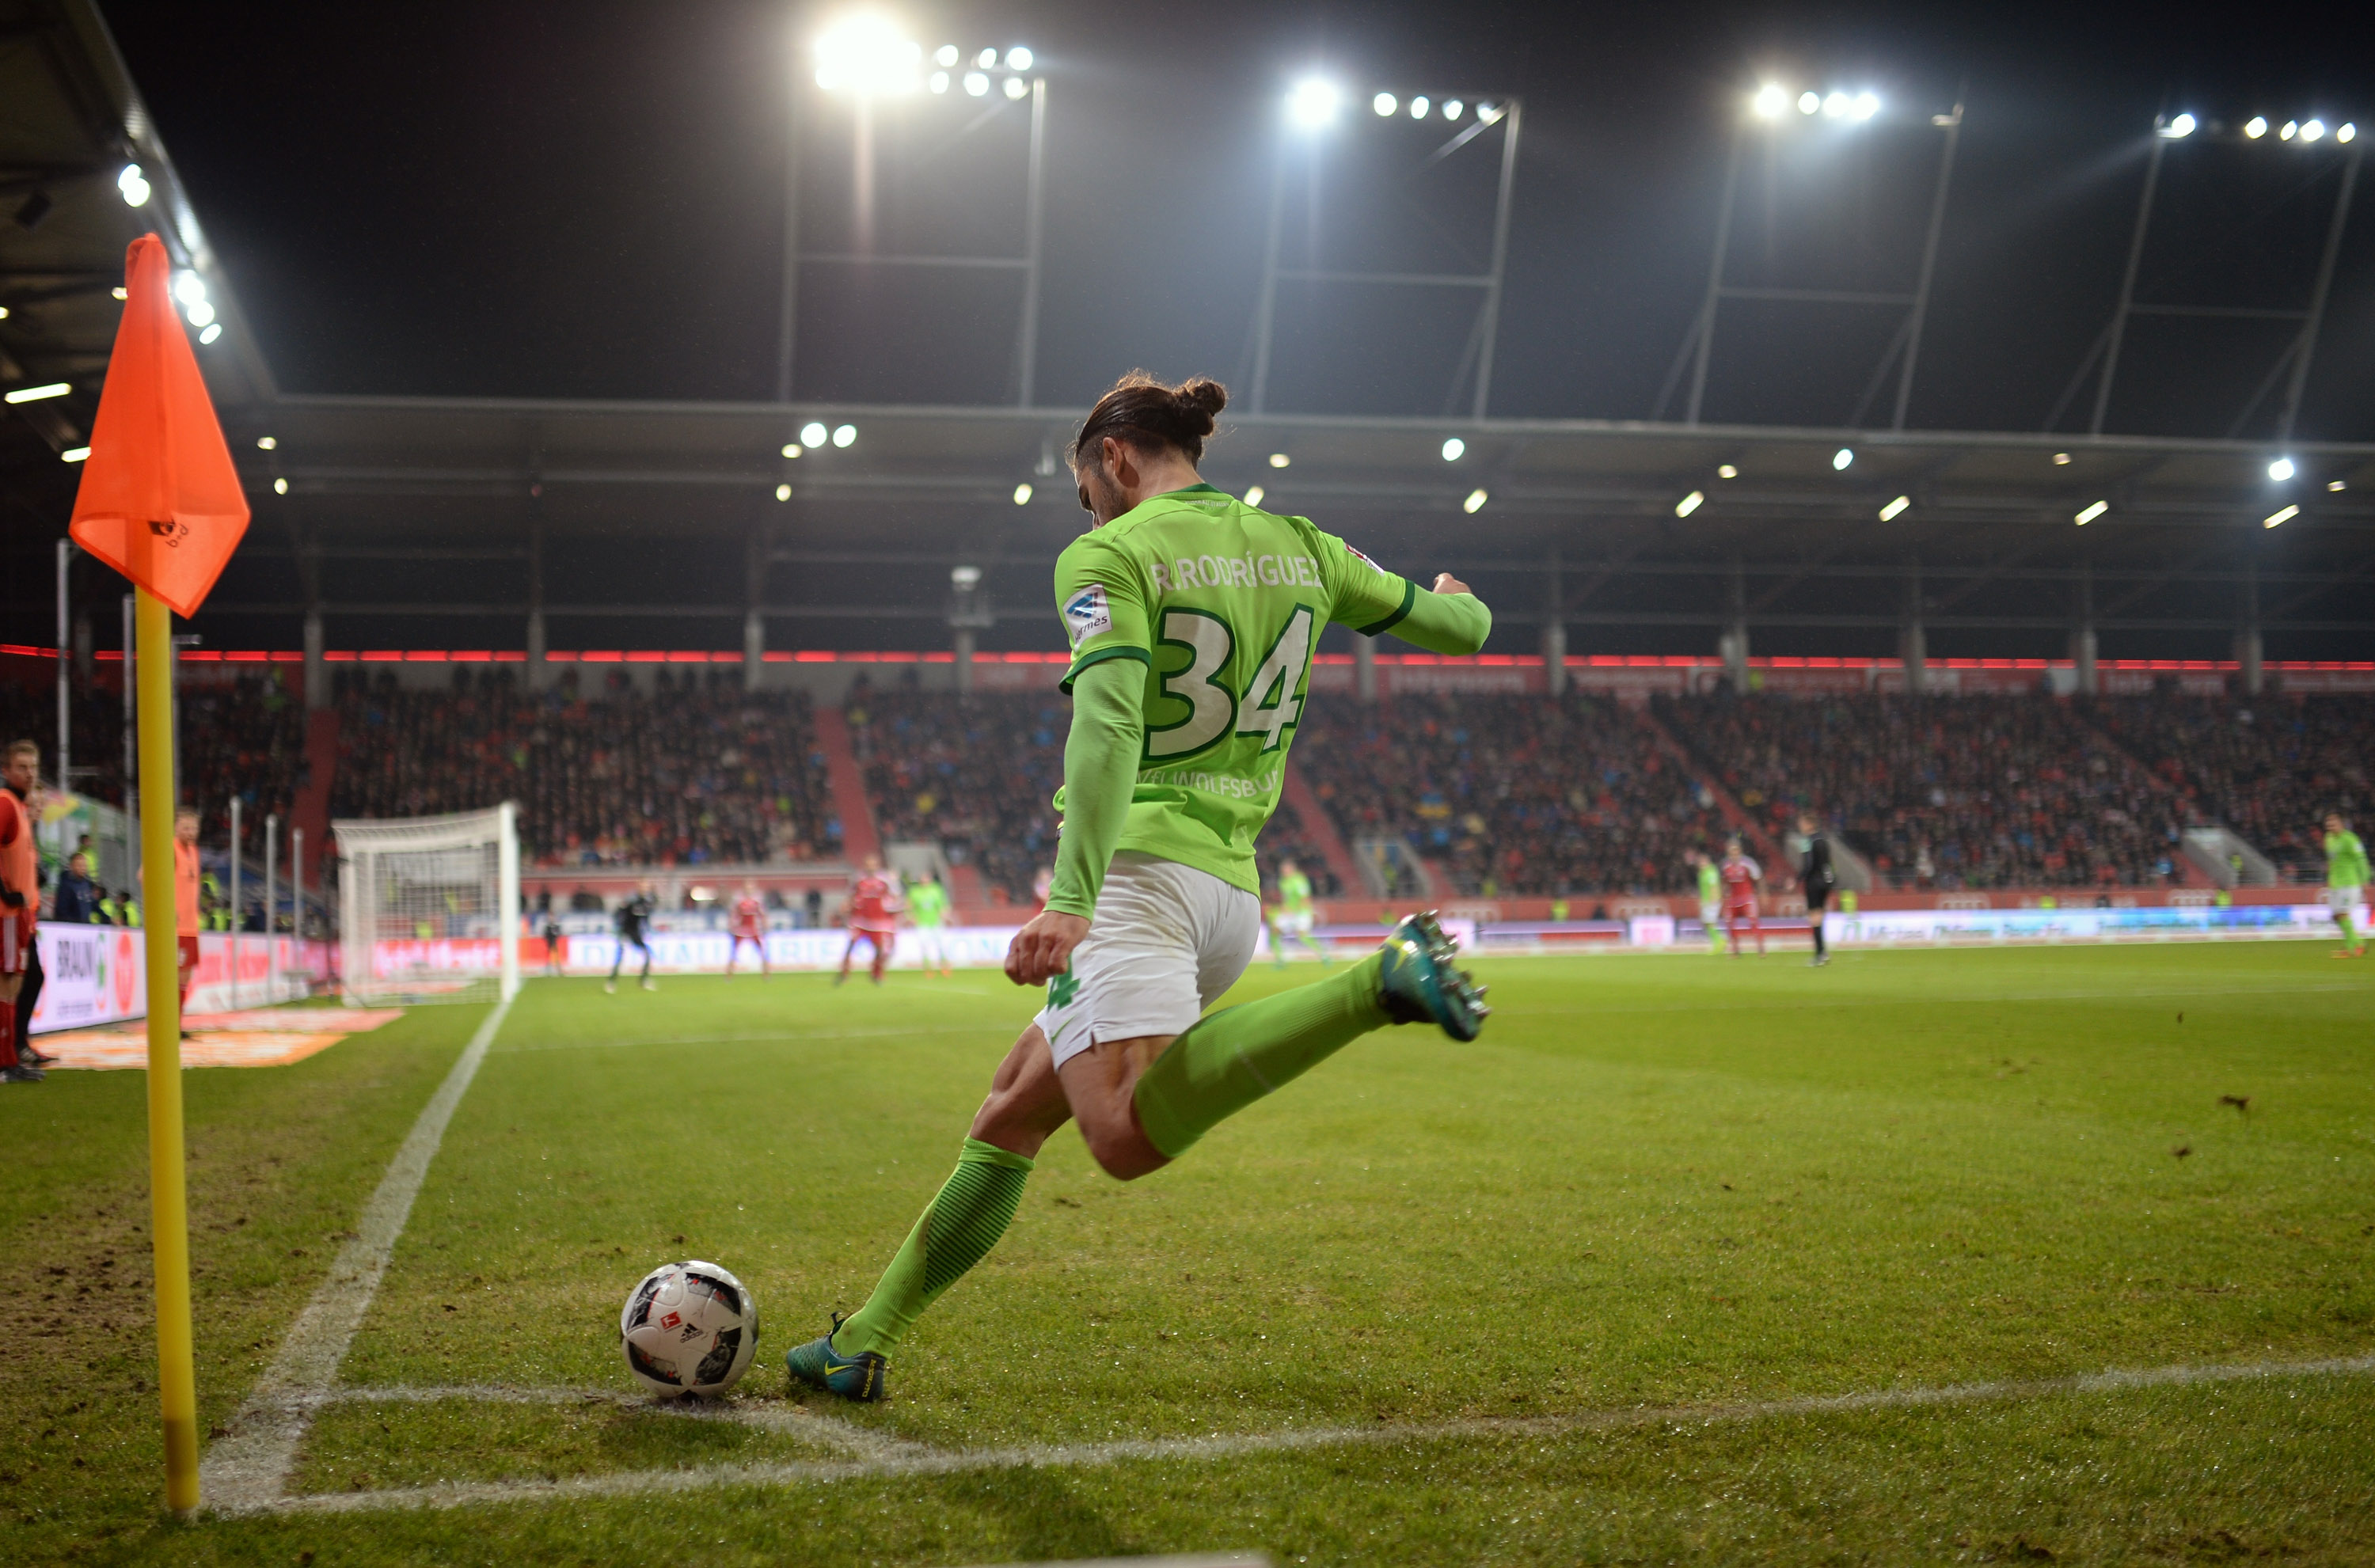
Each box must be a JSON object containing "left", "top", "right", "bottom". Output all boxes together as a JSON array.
[{"left": 135, "top": 587, "right": 200, "bottom": 1513}]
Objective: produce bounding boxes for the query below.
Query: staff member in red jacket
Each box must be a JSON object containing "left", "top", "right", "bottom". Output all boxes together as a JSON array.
[{"left": 1, "top": 741, "right": 46, "bottom": 1082}]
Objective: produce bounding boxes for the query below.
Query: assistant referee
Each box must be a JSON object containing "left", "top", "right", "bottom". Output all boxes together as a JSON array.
[{"left": 1799, "top": 811, "right": 1837, "bottom": 967}]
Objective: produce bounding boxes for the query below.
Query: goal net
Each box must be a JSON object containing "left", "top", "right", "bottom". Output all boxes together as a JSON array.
[{"left": 336, "top": 803, "right": 519, "bottom": 1006}]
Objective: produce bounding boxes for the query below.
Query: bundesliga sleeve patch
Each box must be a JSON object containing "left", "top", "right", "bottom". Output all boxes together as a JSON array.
[
  {"left": 1346, "top": 544, "right": 1389, "bottom": 575},
  {"left": 1063, "top": 583, "right": 1114, "bottom": 647}
]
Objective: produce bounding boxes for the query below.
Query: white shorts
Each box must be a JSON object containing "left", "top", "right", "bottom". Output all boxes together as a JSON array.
[
  {"left": 1036, "top": 852, "right": 1261, "bottom": 1070},
  {"left": 2327, "top": 886, "right": 2363, "bottom": 912},
  {"left": 1700, "top": 901, "right": 1720, "bottom": 926},
  {"left": 1273, "top": 909, "right": 1314, "bottom": 936}
]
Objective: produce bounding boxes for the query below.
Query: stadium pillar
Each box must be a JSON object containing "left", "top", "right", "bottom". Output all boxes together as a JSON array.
[
  {"left": 1542, "top": 552, "right": 1566, "bottom": 697},
  {"left": 954, "top": 628, "right": 975, "bottom": 696},
  {"left": 302, "top": 609, "right": 328, "bottom": 711},
  {"left": 744, "top": 526, "right": 768, "bottom": 693},
  {"left": 2069, "top": 565, "right": 2099, "bottom": 696},
  {"left": 1720, "top": 557, "right": 1750, "bottom": 693},
  {"left": 1899, "top": 558, "right": 1927, "bottom": 695},
  {"left": 525, "top": 517, "right": 547, "bottom": 691},
  {"left": 1355, "top": 634, "right": 1378, "bottom": 704},
  {"left": 2235, "top": 560, "right": 2264, "bottom": 696}
]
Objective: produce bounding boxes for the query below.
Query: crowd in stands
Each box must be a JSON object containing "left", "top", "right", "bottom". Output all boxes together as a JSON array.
[
  {"left": 849, "top": 684, "right": 1066, "bottom": 904},
  {"left": 2080, "top": 694, "right": 2375, "bottom": 883},
  {"left": 180, "top": 675, "right": 310, "bottom": 859},
  {"left": 331, "top": 669, "right": 838, "bottom": 867},
  {"left": 1657, "top": 692, "right": 2186, "bottom": 890},
  {"left": 1294, "top": 693, "right": 1731, "bottom": 898},
  {"left": 0, "top": 681, "right": 129, "bottom": 804}
]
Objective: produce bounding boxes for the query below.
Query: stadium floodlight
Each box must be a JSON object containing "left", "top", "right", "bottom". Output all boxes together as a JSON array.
[
  {"left": 1286, "top": 78, "right": 1342, "bottom": 130},
  {"left": 1244, "top": 484, "right": 1264, "bottom": 506},
  {"left": 1831, "top": 446, "right": 1854, "bottom": 469},
  {"left": 0, "top": 306, "right": 7, "bottom": 320},
  {"left": 1851, "top": 92, "right": 1880, "bottom": 120},
  {"left": 272, "top": 476, "right": 287, "bottom": 495},
  {"left": 2244, "top": 116, "right": 2268, "bottom": 139},
  {"left": 1463, "top": 488, "right": 1488, "bottom": 514},
  {"left": 929, "top": 71, "right": 948, "bottom": 93},
  {"left": 2342, "top": 123, "right": 2358, "bottom": 144},
  {"left": 61, "top": 446, "right": 90, "bottom": 462},
  {"left": 814, "top": 13, "right": 923, "bottom": 94},
  {"left": 186, "top": 300, "right": 216, "bottom": 328},
  {"left": 1675, "top": 490, "right": 1704, "bottom": 518},
  {"left": 975, "top": 47, "right": 995, "bottom": 68},
  {"left": 933, "top": 44, "right": 958, "bottom": 66},
  {"left": 2269, "top": 457, "right": 2296, "bottom": 481},
  {"left": 775, "top": 483, "right": 792, "bottom": 501},
  {"left": 6, "top": 382, "right": 71, "bottom": 404},
  {"left": 2329, "top": 480, "right": 2348, "bottom": 492},
  {"left": 1477, "top": 103, "right": 1505, "bottom": 124},
  {"left": 198, "top": 322, "right": 222, "bottom": 344},
  {"left": 2052, "top": 451, "right": 2071, "bottom": 465},
  {"left": 2264, "top": 504, "right": 2298, "bottom": 529},
  {"left": 1797, "top": 91, "right": 1820, "bottom": 115},
  {"left": 1373, "top": 93, "right": 1398, "bottom": 116},
  {"left": 963, "top": 70, "right": 988, "bottom": 95},
  {"left": 951, "top": 564, "right": 982, "bottom": 588},
  {"left": 2159, "top": 112, "right": 2198, "bottom": 139},
  {"left": 112, "top": 286, "right": 127, "bottom": 299},
  {"left": 1879, "top": 494, "right": 1911, "bottom": 520},
  {"left": 800, "top": 421, "right": 828, "bottom": 446},
  {"left": 1410, "top": 96, "right": 1431, "bottom": 119},
  {"left": 781, "top": 442, "right": 803, "bottom": 458},
  {"left": 1822, "top": 91, "right": 1849, "bottom": 118},
  {"left": 2301, "top": 119, "right": 2326, "bottom": 142},
  {"left": 1013, "top": 482, "right": 1032, "bottom": 505},
  {"left": 116, "top": 164, "right": 150, "bottom": 207},
  {"left": 2281, "top": 120, "right": 2298, "bottom": 140},
  {"left": 1442, "top": 99, "right": 1464, "bottom": 120},
  {"left": 257, "top": 435, "right": 277, "bottom": 450},
  {"left": 2075, "top": 499, "right": 2108, "bottom": 526},
  {"left": 1002, "top": 76, "right": 1027, "bottom": 100},
  {"left": 1005, "top": 47, "right": 1032, "bottom": 70},
  {"left": 831, "top": 423, "right": 857, "bottom": 447},
  {"left": 1268, "top": 452, "right": 1291, "bottom": 468},
  {"left": 173, "top": 271, "right": 207, "bottom": 306},
  {"left": 1716, "top": 463, "right": 1738, "bottom": 478},
  {"left": 1440, "top": 437, "right": 1465, "bottom": 461},
  {"left": 1752, "top": 84, "right": 1789, "bottom": 119}
]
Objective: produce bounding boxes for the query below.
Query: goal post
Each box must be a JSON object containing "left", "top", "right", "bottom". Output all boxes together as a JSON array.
[{"left": 336, "top": 803, "right": 521, "bottom": 1006}]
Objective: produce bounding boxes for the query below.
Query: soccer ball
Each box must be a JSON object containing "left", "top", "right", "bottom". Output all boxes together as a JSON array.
[{"left": 618, "top": 1259, "right": 759, "bottom": 1397}]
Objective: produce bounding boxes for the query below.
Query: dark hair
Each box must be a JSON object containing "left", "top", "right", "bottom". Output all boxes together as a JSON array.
[{"left": 1070, "top": 371, "right": 1228, "bottom": 474}]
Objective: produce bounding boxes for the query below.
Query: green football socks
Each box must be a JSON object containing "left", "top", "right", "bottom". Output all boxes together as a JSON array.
[
  {"left": 1131, "top": 951, "right": 1391, "bottom": 1160},
  {"left": 832, "top": 1137, "right": 1034, "bottom": 1359},
  {"left": 2340, "top": 909, "right": 2359, "bottom": 945}
]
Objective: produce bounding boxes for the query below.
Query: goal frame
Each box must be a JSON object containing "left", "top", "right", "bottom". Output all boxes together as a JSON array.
[{"left": 335, "top": 802, "right": 519, "bottom": 1006}]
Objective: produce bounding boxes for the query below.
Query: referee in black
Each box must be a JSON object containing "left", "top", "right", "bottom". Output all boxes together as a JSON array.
[
  {"left": 1799, "top": 812, "right": 1837, "bottom": 967},
  {"left": 606, "top": 882, "right": 656, "bottom": 993}
]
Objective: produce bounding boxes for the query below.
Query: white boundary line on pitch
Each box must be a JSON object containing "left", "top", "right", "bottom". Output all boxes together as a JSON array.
[
  {"left": 198, "top": 991, "right": 518, "bottom": 1514},
  {"left": 229, "top": 1351, "right": 2375, "bottom": 1517}
]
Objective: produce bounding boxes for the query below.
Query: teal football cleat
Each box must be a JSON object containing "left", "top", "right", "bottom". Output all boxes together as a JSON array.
[
  {"left": 1378, "top": 910, "right": 1490, "bottom": 1042},
  {"left": 785, "top": 1315, "right": 887, "bottom": 1403}
]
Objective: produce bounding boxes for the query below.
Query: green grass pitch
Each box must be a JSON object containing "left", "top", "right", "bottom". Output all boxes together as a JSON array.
[{"left": 5, "top": 942, "right": 2373, "bottom": 1564}]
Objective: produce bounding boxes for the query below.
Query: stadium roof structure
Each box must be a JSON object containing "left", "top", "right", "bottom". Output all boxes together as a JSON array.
[{"left": 5, "top": 1, "right": 2373, "bottom": 666}]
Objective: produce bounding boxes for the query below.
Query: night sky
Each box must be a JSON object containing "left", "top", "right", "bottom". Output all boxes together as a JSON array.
[{"left": 98, "top": 0, "right": 2375, "bottom": 440}]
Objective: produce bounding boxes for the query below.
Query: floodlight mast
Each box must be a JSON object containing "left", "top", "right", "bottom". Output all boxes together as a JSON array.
[
  {"left": 1248, "top": 84, "right": 1523, "bottom": 418},
  {"left": 777, "top": 17, "right": 1049, "bottom": 408}
]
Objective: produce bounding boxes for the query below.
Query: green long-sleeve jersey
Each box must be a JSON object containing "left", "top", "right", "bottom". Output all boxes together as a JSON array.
[
  {"left": 1046, "top": 484, "right": 1492, "bottom": 916},
  {"left": 2327, "top": 830, "right": 2370, "bottom": 888}
]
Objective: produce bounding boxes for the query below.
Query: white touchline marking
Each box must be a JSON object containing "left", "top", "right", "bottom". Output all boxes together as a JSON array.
[
  {"left": 199, "top": 992, "right": 517, "bottom": 1513},
  {"left": 496, "top": 1022, "right": 1006, "bottom": 1054},
  {"left": 229, "top": 1351, "right": 2375, "bottom": 1517},
  {"left": 306, "top": 1384, "right": 928, "bottom": 1461}
]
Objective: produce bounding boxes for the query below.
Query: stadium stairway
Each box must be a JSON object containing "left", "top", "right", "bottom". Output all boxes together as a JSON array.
[
  {"left": 294, "top": 708, "right": 339, "bottom": 878},
  {"left": 2068, "top": 707, "right": 2218, "bottom": 887},
  {"left": 1632, "top": 704, "right": 1789, "bottom": 867},
  {"left": 1279, "top": 761, "right": 1367, "bottom": 897},
  {"left": 814, "top": 705, "right": 882, "bottom": 864}
]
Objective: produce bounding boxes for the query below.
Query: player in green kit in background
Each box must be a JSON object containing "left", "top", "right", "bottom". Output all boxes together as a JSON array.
[
  {"left": 787, "top": 373, "right": 1493, "bottom": 1401},
  {"left": 1267, "top": 857, "right": 1328, "bottom": 968},
  {"left": 1690, "top": 849, "right": 1726, "bottom": 954},
  {"left": 908, "top": 871, "right": 953, "bottom": 977},
  {"left": 2322, "top": 814, "right": 2368, "bottom": 958}
]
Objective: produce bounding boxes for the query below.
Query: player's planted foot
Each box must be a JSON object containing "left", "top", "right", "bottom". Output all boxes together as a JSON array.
[
  {"left": 603, "top": 979, "right": 616, "bottom": 995},
  {"left": 785, "top": 1316, "right": 887, "bottom": 1403},
  {"left": 640, "top": 977, "right": 656, "bottom": 991},
  {"left": 1377, "top": 911, "right": 1489, "bottom": 1042}
]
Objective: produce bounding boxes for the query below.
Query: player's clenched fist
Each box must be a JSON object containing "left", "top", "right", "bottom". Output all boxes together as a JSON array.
[{"left": 1005, "top": 909, "right": 1090, "bottom": 986}]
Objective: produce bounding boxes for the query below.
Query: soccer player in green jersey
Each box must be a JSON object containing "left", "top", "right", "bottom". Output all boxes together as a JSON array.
[
  {"left": 787, "top": 373, "right": 1492, "bottom": 1402},
  {"left": 2322, "top": 814, "right": 2368, "bottom": 958},
  {"left": 908, "top": 872, "right": 952, "bottom": 977},
  {"left": 1690, "top": 849, "right": 1726, "bottom": 954},
  {"left": 1267, "top": 857, "right": 1328, "bottom": 968}
]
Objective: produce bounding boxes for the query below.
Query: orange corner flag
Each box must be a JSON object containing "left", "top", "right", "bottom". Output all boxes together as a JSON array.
[{"left": 67, "top": 233, "right": 250, "bottom": 619}]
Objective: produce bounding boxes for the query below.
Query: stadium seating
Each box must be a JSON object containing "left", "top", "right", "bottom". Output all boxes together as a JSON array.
[
  {"left": 180, "top": 675, "right": 310, "bottom": 859},
  {"left": 2080, "top": 693, "right": 2375, "bottom": 883},
  {"left": 1293, "top": 693, "right": 1732, "bottom": 898},
  {"left": 1656, "top": 692, "right": 2187, "bottom": 890},
  {"left": 329, "top": 671, "right": 838, "bottom": 867}
]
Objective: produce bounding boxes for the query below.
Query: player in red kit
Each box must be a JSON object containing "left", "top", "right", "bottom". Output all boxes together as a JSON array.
[
  {"left": 1719, "top": 837, "right": 1765, "bottom": 957},
  {"left": 837, "top": 856, "right": 901, "bottom": 987},
  {"left": 726, "top": 881, "right": 769, "bottom": 978}
]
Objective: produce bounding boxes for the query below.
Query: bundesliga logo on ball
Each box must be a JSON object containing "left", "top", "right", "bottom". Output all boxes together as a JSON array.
[{"left": 619, "top": 1260, "right": 759, "bottom": 1397}]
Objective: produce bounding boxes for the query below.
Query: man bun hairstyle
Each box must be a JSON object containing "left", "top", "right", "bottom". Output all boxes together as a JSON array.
[{"left": 1070, "top": 370, "right": 1228, "bottom": 473}]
